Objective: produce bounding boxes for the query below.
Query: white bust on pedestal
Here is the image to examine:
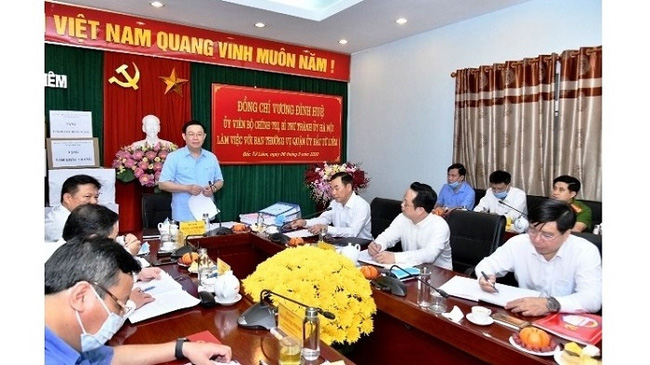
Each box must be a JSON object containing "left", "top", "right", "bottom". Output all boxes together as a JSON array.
[{"left": 131, "top": 114, "right": 173, "bottom": 149}]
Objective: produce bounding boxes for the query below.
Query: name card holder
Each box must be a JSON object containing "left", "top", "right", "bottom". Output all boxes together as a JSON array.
[{"left": 180, "top": 220, "right": 206, "bottom": 236}]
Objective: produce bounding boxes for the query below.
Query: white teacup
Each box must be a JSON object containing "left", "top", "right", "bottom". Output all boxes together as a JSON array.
[
  {"left": 471, "top": 306, "right": 492, "bottom": 320},
  {"left": 161, "top": 241, "right": 176, "bottom": 252}
]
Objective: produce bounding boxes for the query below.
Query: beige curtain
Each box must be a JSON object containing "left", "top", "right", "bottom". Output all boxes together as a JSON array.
[
  {"left": 452, "top": 46, "right": 602, "bottom": 201},
  {"left": 555, "top": 46, "right": 602, "bottom": 200},
  {"left": 453, "top": 54, "right": 558, "bottom": 196}
]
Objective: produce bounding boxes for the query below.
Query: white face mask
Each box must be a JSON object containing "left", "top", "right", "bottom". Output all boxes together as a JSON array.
[{"left": 75, "top": 286, "right": 126, "bottom": 352}]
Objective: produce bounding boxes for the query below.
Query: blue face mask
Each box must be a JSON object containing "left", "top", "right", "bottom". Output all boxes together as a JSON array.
[
  {"left": 493, "top": 191, "right": 508, "bottom": 199},
  {"left": 75, "top": 286, "right": 127, "bottom": 352},
  {"left": 448, "top": 181, "right": 461, "bottom": 189}
]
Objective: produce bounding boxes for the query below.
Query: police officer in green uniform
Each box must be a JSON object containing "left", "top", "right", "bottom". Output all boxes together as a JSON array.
[{"left": 551, "top": 175, "right": 592, "bottom": 232}]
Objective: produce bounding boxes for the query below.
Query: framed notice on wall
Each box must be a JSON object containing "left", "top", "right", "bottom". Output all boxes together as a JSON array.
[
  {"left": 211, "top": 84, "right": 343, "bottom": 165},
  {"left": 46, "top": 138, "right": 100, "bottom": 169}
]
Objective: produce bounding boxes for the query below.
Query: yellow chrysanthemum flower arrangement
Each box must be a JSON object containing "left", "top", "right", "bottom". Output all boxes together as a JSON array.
[{"left": 241, "top": 245, "right": 377, "bottom": 345}]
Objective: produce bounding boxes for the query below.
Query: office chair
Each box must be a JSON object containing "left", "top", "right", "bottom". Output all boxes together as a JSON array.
[
  {"left": 446, "top": 209, "right": 506, "bottom": 276},
  {"left": 141, "top": 192, "right": 173, "bottom": 229}
]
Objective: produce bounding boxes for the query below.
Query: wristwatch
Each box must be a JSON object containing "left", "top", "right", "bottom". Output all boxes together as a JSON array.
[
  {"left": 546, "top": 296, "right": 561, "bottom": 313},
  {"left": 175, "top": 338, "right": 189, "bottom": 360}
]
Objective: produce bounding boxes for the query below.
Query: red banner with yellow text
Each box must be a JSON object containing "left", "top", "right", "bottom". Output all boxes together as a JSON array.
[
  {"left": 212, "top": 85, "right": 342, "bottom": 165},
  {"left": 45, "top": 2, "right": 350, "bottom": 82}
]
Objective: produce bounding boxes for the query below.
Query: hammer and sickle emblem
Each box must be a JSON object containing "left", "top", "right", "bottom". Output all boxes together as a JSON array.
[{"left": 108, "top": 62, "right": 140, "bottom": 90}]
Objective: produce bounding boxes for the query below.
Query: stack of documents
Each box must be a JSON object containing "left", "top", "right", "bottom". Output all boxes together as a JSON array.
[
  {"left": 128, "top": 271, "right": 200, "bottom": 323},
  {"left": 240, "top": 202, "right": 301, "bottom": 226}
]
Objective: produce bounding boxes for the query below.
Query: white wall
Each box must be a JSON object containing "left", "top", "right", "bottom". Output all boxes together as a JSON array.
[{"left": 348, "top": 0, "right": 602, "bottom": 202}]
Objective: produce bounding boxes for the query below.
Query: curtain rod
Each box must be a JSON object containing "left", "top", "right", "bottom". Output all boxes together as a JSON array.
[{"left": 450, "top": 71, "right": 456, "bottom": 78}]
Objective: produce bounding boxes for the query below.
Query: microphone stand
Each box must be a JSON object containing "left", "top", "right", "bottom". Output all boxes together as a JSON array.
[
  {"left": 389, "top": 265, "right": 449, "bottom": 298},
  {"left": 497, "top": 200, "right": 527, "bottom": 218},
  {"left": 237, "top": 288, "right": 336, "bottom": 330},
  {"left": 261, "top": 289, "right": 336, "bottom": 320},
  {"left": 212, "top": 210, "right": 233, "bottom": 235}
]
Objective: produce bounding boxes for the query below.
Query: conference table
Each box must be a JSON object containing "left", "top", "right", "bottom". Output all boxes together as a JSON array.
[
  {"left": 107, "top": 235, "right": 354, "bottom": 365},
  {"left": 113, "top": 231, "right": 599, "bottom": 365}
]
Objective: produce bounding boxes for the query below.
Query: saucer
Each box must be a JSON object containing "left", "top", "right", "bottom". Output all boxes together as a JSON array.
[
  {"left": 215, "top": 293, "right": 242, "bottom": 305},
  {"left": 466, "top": 313, "right": 494, "bottom": 326},
  {"left": 159, "top": 243, "right": 176, "bottom": 253}
]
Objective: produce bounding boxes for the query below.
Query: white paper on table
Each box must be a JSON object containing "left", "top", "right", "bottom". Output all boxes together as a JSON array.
[
  {"left": 210, "top": 221, "right": 237, "bottom": 230},
  {"left": 437, "top": 275, "right": 541, "bottom": 307},
  {"left": 128, "top": 272, "right": 200, "bottom": 323},
  {"left": 188, "top": 194, "right": 219, "bottom": 220},
  {"left": 357, "top": 249, "right": 418, "bottom": 269},
  {"left": 285, "top": 229, "right": 314, "bottom": 238}
]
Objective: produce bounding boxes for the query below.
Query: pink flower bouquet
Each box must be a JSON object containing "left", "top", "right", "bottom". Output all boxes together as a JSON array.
[
  {"left": 305, "top": 162, "right": 370, "bottom": 205},
  {"left": 112, "top": 142, "right": 177, "bottom": 188}
]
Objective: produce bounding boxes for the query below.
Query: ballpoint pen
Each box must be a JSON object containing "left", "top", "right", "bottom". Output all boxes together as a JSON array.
[{"left": 481, "top": 271, "right": 499, "bottom": 293}]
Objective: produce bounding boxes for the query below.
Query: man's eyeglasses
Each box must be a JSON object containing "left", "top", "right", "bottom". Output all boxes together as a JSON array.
[
  {"left": 526, "top": 228, "right": 560, "bottom": 241},
  {"left": 90, "top": 281, "right": 130, "bottom": 316},
  {"left": 186, "top": 132, "right": 205, "bottom": 138}
]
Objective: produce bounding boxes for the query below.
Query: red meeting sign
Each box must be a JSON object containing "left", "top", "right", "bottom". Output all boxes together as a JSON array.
[{"left": 211, "top": 85, "right": 342, "bottom": 165}]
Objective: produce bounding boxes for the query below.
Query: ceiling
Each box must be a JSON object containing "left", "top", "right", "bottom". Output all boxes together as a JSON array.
[{"left": 52, "top": 0, "right": 532, "bottom": 54}]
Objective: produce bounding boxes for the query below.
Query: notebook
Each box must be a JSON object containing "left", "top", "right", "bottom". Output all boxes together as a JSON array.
[{"left": 437, "top": 275, "right": 541, "bottom": 307}]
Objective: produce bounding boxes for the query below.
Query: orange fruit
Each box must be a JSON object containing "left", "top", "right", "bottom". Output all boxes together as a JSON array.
[
  {"left": 181, "top": 252, "right": 199, "bottom": 265},
  {"left": 360, "top": 265, "right": 380, "bottom": 280},
  {"left": 288, "top": 237, "right": 304, "bottom": 247},
  {"left": 519, "top": 327, "right": 551, "bottom": 349}
]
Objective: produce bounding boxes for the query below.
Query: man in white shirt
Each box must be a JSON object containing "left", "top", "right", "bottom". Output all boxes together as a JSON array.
[
  {"left": 368, "top": 182, "right": 452, "bottom": 268},
  {"left": 475, "top": 199, "right": 602, "bottom": 316},
  {"left": 473, "top": 170, "right": 528, "bottom": 221},
  {"left": 290, "top": 172, "right": 372, "bottom": 239},
  {"left": 44, "top": 174, "right": 101, "bottom": 242}
]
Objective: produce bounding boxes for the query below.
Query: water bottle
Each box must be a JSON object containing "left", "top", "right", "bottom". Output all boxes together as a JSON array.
[
  {"left": 256, "top": 212, "right": 265, "bottom": 232},
  {"left": 197, "top": 248, "right": 211, "bottom": 286},
  {"left": 302, "top": 307, "right": 320, "bottom": 361},
  {"left": 417, "top": 267, "right": 432, "bottom": 307},
  {"left": 203, "top": 213, "right": 210, "bottom": 234}
]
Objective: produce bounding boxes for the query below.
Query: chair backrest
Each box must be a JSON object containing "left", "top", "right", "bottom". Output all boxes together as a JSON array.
[
  {"left": 370, "top": 197, "right": 403, "bottom": 239},
  {"left": 446, "top": 209, "right": 506, "bottom": 276},
  {"left": 141, "top": 192, "right": 173, "bottom": 229},
  {"left": 474, "top": 188, "right": 487, "bottom": 208}
]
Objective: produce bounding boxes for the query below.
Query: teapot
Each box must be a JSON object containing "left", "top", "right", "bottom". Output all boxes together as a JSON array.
[
  {"left": 339, "top": 242, "right": 361, "bottom": 263},
  {"left": 513, "top": 216, "right": 529, "bottom": 233},
  {"left": 214, "top": 270, "right": 240, "bottom": 302}
]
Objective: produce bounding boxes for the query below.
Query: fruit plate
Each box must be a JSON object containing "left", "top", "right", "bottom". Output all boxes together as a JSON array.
[
  {"left": 232, "top": 225, "right": 251, "bottom": 234},
  {"left": 509, "top": 336, "right": 559, "bottom": 357},
  {"left": 553, "top": 349, "right": 567, "bottom": 365}
]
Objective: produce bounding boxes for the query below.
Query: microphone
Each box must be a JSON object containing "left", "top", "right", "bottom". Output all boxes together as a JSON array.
[
  {"left": 389, "top": 264, "right": 449, "bottom": 298},
  {"left": 238, "top": 289, "right": 335, "bottom": 330},
  {"left": 281, "top": 207, "right": 332, "bottom": 232},
  {"left": 211, "top": 209, "right": 233, "bottom": 235},
  {"left": 498, "top": 200, "right": 527, "bottom": 218},
  {"left": 261, "top": 289, "right": 336, "bottom": 320}
]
